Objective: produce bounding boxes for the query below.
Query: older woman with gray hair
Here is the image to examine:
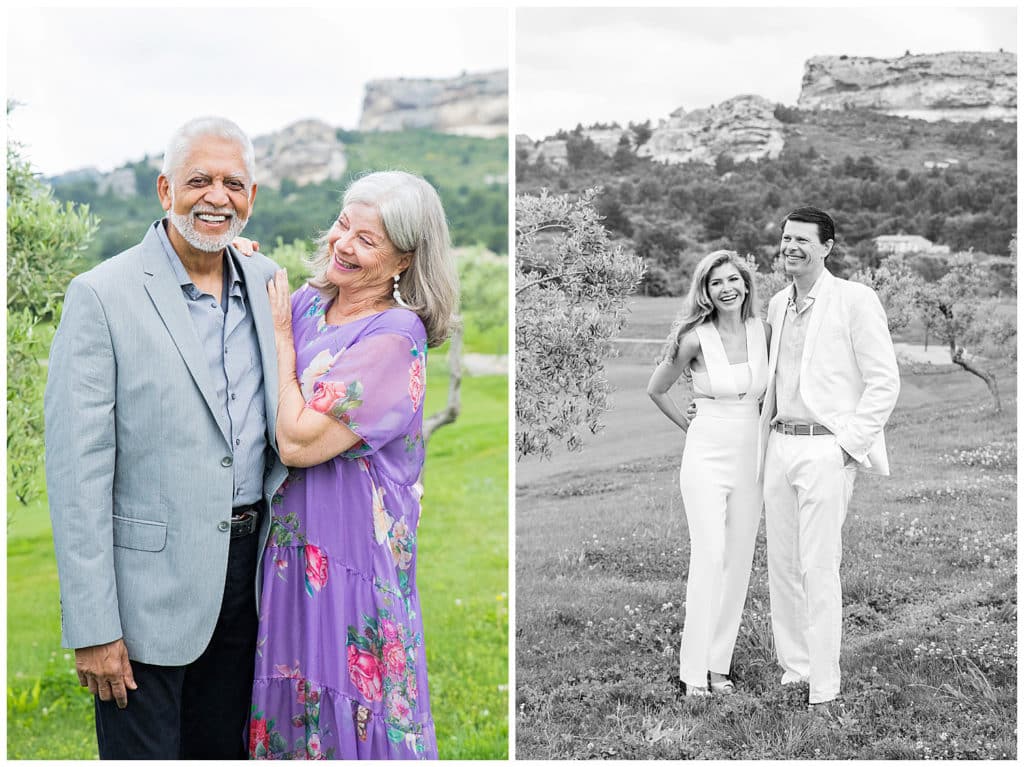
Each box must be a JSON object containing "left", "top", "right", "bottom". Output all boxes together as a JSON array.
[{"left": 247, "top": 171, "right": 458, "bottom": 759}]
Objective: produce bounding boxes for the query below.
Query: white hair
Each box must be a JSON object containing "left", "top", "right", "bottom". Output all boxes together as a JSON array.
[{"left": 161, "top": 116, "right": 256, "bottom": 182}]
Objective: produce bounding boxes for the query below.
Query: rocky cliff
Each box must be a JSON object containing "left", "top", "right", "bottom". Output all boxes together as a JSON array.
[
  {"left": 638, "top": 94, "right": 784, "bottom": 165},
  {"left": 359, "top": 69, "right": 508, "bottom": 138},
  {"left": 798, "top": 51, "right": 1017, "bottom": 121},
  {"left": 582, "top": 127, "right": 632, "bottom": 155},
  {"left": 252, "top": 119, "right": 347, "bottom": 190},
  {"left": 54, "top": 119, "right": 347, "bottom": 195}
]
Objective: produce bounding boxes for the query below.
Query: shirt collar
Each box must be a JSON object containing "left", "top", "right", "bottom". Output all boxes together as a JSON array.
[
  {"left": 155, "top": 218, "right": 243, "bottom": 295},
  {"left": 786, "top": 268, "right": 829, "bottom": 311}
]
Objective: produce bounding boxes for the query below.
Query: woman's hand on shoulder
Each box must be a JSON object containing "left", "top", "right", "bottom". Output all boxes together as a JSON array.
[
  {"left": 232, "top": 236, "right": 260, "bottom": 257},
  {"left": 267, "top": 269, "right": 293, "bottom": 335}
]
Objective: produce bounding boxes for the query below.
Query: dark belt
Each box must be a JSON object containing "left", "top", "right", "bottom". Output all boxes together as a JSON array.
[
  {"left": 772, "top": 421, "right": 834, "bottom": 436},
  {"left": 230, "top": 503, "right": 261, "bottom": 538}
]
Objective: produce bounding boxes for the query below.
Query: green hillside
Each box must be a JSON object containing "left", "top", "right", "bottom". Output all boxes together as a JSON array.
[
  {"left": 518, "top": 109, "right": 1016, "bottom": 295},
  {"left": 51, "top": 130, "right": 508, "bottom": 263}
]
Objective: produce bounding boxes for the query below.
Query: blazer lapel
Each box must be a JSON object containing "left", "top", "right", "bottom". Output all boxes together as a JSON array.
[
  {"left": 141, "top": 226, "right": 231, "bottom": 445},
  {"left": 236, "top": 251, "right": 280, "bottom": 452},
  {"left": 767, "top": 292, "right": 786, "bottom": 382}
]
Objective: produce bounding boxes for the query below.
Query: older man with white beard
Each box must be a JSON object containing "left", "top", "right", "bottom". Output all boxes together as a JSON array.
[{"left": 45, "top": 116, "right": 287, "bottom": 759}]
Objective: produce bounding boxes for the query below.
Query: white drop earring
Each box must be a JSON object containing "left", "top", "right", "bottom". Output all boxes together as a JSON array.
[{"left": 392, "top": 273, "right": 410, "bottom": 308}]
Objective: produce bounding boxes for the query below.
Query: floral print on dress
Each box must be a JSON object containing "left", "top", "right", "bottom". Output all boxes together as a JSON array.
[
  {"left": 346, "top": 608, "right": 427, "bottom": 754},
  {"left": 271, "top": 471, "right": 303, "bottom": 508},
  {"left": 269, "top": 512, "right": 329, "bottom": 601},
  {"left": 302, "top": 292, "right": 330, "bottom": 334},
  {"left": 251, "top": 288, "right": 434, "bottom": 760},
  {"left": 304, "top": 544, "right": 329, "bottom": 595},
  {"left": 408, "top": 355, "right": 425, "bottom": 412},
  {"left": 309, "top": 378, "right": 364, "bottom": 426},
  {"left": 372, "top": 482, "right": 394, "bottom": 545},
  {"left": 250, "top": 663, "right": 336, "bottom": 759},
  {"left": 300, "top": 349, "right": 337, "bottom": 399}
]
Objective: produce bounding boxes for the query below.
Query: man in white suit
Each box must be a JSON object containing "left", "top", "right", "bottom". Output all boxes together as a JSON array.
[
  {"left": 757, "top": 206, "right": 900, "bottom": 709},
  {"left": 45, "top": 116, "right": 287, "bottom": 758}
]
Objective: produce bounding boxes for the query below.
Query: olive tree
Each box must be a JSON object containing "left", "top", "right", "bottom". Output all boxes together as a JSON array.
[
  {"left": 7, "top": 109, "right": 97, "bottom": 509},
  {"left": 516, "top": 188, "right": 644, "bottom": 458},
  {"left": 853, "top": 253, "right": 1013, "bottom": 412}
]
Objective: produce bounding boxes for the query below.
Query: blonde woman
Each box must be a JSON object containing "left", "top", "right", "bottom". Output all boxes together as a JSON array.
[{"left": 647, "top": 251, "right": 770, "bottom": 696}]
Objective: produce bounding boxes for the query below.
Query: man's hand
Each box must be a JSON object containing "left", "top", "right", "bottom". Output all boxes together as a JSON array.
[
  {"left": 841, "top": 447, "right": 857, "bottom": 467},
  {"left": 75, "top": 639, "right": 137, "bottom": 709},
  {"left": 683, "top": 400, "right": 698, "bottom": 429}
]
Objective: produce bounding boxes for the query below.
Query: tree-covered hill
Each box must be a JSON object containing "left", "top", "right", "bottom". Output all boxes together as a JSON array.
[
  {"left": 518, "top": 109, "right": 1015, "bottom": 295},
  {"left": 51, "top": 130, "right": 508, "bottom": 264}
]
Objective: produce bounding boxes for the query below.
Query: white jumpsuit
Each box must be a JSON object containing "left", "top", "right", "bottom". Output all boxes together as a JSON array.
[{"left": 678, "top": 318, "right": 768, "bottom": 688}]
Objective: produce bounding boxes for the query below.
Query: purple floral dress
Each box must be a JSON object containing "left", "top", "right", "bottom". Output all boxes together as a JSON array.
[{"left": 249, "top": 284, "right": 435, "bottom": 759}]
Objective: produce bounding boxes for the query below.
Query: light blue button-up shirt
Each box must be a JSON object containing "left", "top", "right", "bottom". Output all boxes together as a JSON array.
[{"left": 155, "top": 220, "right": 267, "bottom": 506}]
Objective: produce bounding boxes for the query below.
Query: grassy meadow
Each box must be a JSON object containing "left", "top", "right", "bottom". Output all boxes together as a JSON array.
[
  {"left": 515, "top": 296, "right": 1015, "bottom": 760},
  {"left": 7, "top": 355, "right": 508, "bottom": 759}
]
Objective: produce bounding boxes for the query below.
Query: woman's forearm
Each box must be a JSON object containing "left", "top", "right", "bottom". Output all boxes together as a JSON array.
[
  {"left": 272, "top": 328, "right": 362, "bottom": 467},
  {"left": 274, "top": 329, "right": 304, "bottom": 440},
  {"left": 649, "top": 390, "right": 690, "bottom": 432}
]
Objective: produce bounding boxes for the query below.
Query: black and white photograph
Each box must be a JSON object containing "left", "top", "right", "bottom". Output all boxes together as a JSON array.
[{"left": 515, "top": 6, "right": 1016, "bottom": 759}]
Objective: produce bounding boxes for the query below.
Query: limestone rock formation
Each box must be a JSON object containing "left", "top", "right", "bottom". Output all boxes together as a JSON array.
[
  {"left": 252, "top": 119, "right": 347, "bottom": 190},
  {"left": 516, "top": 135, "right": 567, "bottom": 169},
  {"left": 582, "top": 128, "right": 632, "bottom": 156},
  {"left": 798, "top": 51, "right": 1016, "bottom": 122},
  {"left": 359, "top": 70, "right": 508, "bottom": 138},
  {"left": 97, "top": 167, "right": 138, "bottom": 197},
  {"left": 638, "top": 94, "right": 784, "bottom": 165}
]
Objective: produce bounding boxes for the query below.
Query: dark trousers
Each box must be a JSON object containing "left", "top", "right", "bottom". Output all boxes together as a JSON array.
[{"left": 94, "top": 531, "right": 260, "bottom": 760}]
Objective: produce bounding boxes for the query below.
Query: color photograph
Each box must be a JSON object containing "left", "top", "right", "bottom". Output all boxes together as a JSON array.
[
  {"left": 7, "top": 6, "right": 508, "bottom": 759},
  {"left": 516, "top": 6, "right": 1016, "bottom": 759}
]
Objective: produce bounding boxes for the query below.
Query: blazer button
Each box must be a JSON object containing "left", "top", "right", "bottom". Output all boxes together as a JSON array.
[
  {"left": 218, "top": 520, "right": 230, "bottom": 532},
  {"left": 221, "top": 456, "right": 233, "bottom": 467}
]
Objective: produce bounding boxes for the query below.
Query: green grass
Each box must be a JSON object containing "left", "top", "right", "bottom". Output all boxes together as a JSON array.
[
  {"left": 7, "top": 357, "right": 508, "bottom": 759},
  {"left": 516, "top": 330, "right": 1015, "bottom": 758},
  {"left": 342, "top": 130, "right": 507, "bottom": 193}
]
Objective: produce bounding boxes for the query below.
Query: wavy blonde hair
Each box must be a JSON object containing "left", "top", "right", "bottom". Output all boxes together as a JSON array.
[
  {"left": 661, "top": 250, "right": 757, "bottom": 362},
  {"left": 307, "top": 171, "right": 459, "bottom": 348}
]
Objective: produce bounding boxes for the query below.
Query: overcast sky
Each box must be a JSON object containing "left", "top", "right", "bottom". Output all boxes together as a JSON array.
[
  {"left": 516, "top": 6, "right": 1018, "bottom": 140},
  {"left": 7, "top": 6, "right": 509, "bottom": 176}
]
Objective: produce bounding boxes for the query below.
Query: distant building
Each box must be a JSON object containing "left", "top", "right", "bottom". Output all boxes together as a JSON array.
[{"left": 874, "top": 234, "right": 951, "bottom": 257}]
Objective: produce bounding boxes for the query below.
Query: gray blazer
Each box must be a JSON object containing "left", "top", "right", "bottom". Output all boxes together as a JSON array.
[{"left": 44, "top": 223, "right": 289, "bottom": 666}]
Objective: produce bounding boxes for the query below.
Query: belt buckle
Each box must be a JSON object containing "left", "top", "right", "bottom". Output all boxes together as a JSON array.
[
  {"left": 230, "top": 509, "right": 258, "bottom": 538},
  {"left": 780, "top": 422, "right": 795, "bottom": 436}
]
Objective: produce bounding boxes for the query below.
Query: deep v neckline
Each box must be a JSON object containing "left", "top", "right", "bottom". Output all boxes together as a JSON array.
[{"left": 696, "top": 319, "right": 760, "bottom": 400}]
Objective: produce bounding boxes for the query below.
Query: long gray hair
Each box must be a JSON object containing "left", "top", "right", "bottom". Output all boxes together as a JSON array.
[
  {"left": 307, "top": 171, "right": 459, "bottom": 348},
  {"left": 661, "top": 250, "right": 757, "bottom": 362}
]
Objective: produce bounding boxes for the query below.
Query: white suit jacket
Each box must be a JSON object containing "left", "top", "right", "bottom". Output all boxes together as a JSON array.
[{"left": 757, "top": 269, "right": 900, "bottom": 480}]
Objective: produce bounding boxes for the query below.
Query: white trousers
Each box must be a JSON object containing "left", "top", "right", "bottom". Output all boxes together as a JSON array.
[
  {"left": 678, "top": 399, "right": 762, "bottom": 688},
  {"left": 763, "top": 430, "right": 857, "bottom": 704}
]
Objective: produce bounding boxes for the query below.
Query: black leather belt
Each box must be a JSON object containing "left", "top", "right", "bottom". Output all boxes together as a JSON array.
[
  {"left": 772, "top": 422, "right": 833, "bottom": 436},
  {"left": 230, "top": 503, "right": 260, "bottom": 538}
]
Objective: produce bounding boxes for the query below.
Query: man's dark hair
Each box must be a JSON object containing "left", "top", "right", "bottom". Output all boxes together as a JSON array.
[{"left": 782, "top": 206, "right": 835, "bottom": 245}]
